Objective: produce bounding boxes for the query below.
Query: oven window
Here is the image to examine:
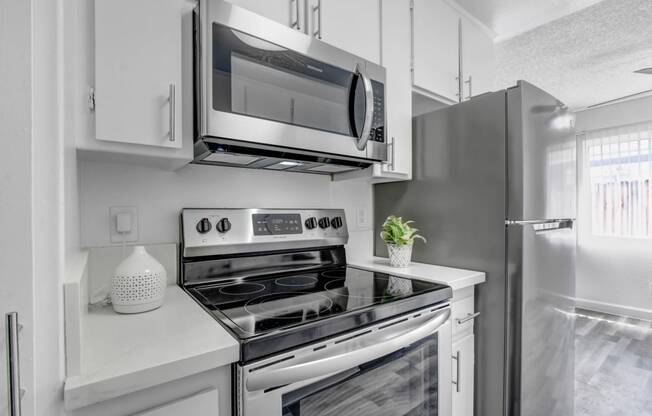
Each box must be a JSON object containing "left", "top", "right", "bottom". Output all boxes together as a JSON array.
[
  {"left": 212, "top": 23, "right": 357, "bottom": 137},
  {"left": 281, "top": 335, "right": 439, "bottom": 416}
]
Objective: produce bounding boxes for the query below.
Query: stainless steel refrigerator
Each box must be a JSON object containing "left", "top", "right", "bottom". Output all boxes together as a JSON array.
[{"left": 374, "top": 81, "right": 576, "bottom": 416}]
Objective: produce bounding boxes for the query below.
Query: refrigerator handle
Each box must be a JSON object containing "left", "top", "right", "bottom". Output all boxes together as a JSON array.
[{"left": 505, "top": 219, "right": 574, "bottom": 233}]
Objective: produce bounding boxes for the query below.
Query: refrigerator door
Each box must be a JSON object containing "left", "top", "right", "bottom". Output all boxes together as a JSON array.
[
  {"left": 505, "top": 220, "right": 576, "bottom": 416},
  {"left": 374, "top": 90, "right": 508, "bottom": 416},
  {"left": 507, "top": 81, "right": 576, "bottom": 221}
]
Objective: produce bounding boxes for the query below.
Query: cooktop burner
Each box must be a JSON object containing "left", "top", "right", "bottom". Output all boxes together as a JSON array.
[{"left": 188, "top": 266, "right": 447, "bottom": 338}]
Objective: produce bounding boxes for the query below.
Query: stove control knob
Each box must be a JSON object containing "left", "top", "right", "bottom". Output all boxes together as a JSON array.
[
  {"left": 318, "top": 217, "right": 330, "bottom": 229},
  {"left": 196, "top": 218, "right": 212, "bottom": 234},
  {"left": 305, "top": 217, "right": 317, "bottom": 230},
  {"left": 216, "top": 217, "right": 232, "bottom": 233},
  {"left": 331, "top": 216, "right": 343, "bottom": 229}
]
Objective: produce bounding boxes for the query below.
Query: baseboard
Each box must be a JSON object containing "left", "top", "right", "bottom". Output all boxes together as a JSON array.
[{"left": 575, "top": 297, "right": 652, "bottom": 322}]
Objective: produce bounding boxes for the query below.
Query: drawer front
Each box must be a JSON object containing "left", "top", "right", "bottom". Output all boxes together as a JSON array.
[{"left": 451, "top": 296, "right": 476, "bottom": 340}]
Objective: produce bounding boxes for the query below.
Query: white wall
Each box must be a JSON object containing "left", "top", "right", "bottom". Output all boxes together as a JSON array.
[
  {"left": 79, "top": 162, "right": 374, "bottom": 260},
  {"left": 574, "top": 95, "right": 652, "bottom": 320}
]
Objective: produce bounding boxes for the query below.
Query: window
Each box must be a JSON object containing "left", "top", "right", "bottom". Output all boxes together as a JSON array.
[{"left": 582, "top": 122, "right": 652, "bottom": 238}]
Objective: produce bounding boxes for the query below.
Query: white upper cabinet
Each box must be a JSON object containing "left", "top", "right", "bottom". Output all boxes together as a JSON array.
[
  {"left": 372, "top": 0, "right": 412, "bottom": 181},
  {"left": 95, "top": 0, "right": 184, "bottom": 149},
  {"left": 412, "top": 0, "right": 460, "bottom": 103},
  {"left": 411, "top": 0, "right": 495, "bottom": 103},
  {"left": 226, "top": 0, "right": 299, "bottom": 30},
  {"left": 461, "top": 14, "right": 495, "bottom": 99},
  {"left": 311, "top": 0, "right": 381, "bottom": 64}
]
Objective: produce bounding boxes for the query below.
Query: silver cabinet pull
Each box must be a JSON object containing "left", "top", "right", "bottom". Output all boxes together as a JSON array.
[
  {"left": 168, "top": 84, "right": 176, "bottom": 142},
  {"left": 386, "top": 136, "right": 395, "bottom": 171},
  {"left": 456, "top": 18, "right": 463, "bottom": 102},
  {"left": 290, "top": 0, "right": 301, "bottom": 30},
  {"left": 465, "top": 76, "right": 473, "bottom": 100},
  {"left": 456, "top": 312, "right": 480, "bottom": 324},
  {"left": 451, "top": 350, "right": 461, "bottom": 393},
  {"left": 6, "top": 312, "right": 22, "bottom": 416},
  {"left": 312, "top": 0, "right": 322, "bottom": 39}
]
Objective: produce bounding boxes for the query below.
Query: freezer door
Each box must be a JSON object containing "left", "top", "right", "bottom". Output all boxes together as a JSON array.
[
  {"left": 505, "top": 220, "right": 576, "bottom": 416},
  {"left": 507, "top": 81, "right": 576, "bottom": 221}
]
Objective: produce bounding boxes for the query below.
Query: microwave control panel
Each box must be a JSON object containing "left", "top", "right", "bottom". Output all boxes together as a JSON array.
[{"left": 369, "top": 80, "right": 385, "bottom": 143}]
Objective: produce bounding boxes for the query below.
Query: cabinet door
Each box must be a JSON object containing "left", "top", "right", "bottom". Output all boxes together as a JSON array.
[
  {"left": 412, "top": 0, "right": 460, "bottom": 102},
  {"left": 312, "top": 0, "right": 381, "bottom": 64},
  {"left": 373, "top": 0, "right": 411, "bottom": 181},
  {"left": 461, "top": 15, "right": 494, "bottom": 99},
  {"left": 227, "top": 0, "right": 298, "bottom": 30},
  {"left": 452, "top": 334, "right": 474, "bottom": 416},
  {"left": 95, "top": 0, "right": 183, "bottom": 148},
  {"left": 135, "top": 388, "right": 218, "bottom": 416}
]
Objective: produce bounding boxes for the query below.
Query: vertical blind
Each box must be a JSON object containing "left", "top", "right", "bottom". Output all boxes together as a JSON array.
[{"left": 583, "top": 122, "right": 652, "bottom": 238}]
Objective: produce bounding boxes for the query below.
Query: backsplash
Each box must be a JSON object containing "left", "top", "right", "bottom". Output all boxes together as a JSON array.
[{"left": 79, "top": 160, "right": 374, "bottom": 260}]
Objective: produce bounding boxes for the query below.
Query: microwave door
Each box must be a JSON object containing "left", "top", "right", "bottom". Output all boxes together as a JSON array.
[{"left": 348, "top": 64, "right": 374, "bottom": 151}]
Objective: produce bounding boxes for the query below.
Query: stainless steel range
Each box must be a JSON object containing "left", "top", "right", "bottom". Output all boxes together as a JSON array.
[{"left": 180, "top": 208, "right": 453, "bottom": 416}]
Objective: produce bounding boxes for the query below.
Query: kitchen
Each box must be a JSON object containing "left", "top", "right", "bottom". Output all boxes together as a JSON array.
[{"left": 1, "top": 0, "right": 651, "bottom": 416}]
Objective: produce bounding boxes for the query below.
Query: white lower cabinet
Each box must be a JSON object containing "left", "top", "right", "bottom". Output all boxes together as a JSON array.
[
  {"left": 67, "top": 367, "right": 230, "bottom": 416},
  {"left": 135, "top": 388, "right": 219, "bottom": 416},
  {"left": 452, "top": 334, "right": 474, "bottom": 416},
  {"left": 451, "top": 287, "right": 477, "bottom": 416}
]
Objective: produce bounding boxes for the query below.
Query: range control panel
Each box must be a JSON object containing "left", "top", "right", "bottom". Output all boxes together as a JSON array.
[
  {"left": 182, "top": 208, "right": 349, "bottom": 257},
  {"left": 252, "top": 213, "right": 302, "bottom": 235}
]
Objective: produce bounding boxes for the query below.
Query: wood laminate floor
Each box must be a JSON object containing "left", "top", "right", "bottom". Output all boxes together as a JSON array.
[{"left": 575, "top": 309, "right": 652, "bottom": 416}]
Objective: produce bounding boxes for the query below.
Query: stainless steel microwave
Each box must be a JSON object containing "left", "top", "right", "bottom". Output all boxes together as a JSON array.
[{"left": 194, "top": 0, "right": 387, "bottom": 174}]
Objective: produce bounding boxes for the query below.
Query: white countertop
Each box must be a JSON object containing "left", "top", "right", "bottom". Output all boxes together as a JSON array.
[
  {"left": 348, "top": 257, "right": 485, "bottom": 291},
  {"left": 64, "top": 286, "right": 239, "bottom": 411}
]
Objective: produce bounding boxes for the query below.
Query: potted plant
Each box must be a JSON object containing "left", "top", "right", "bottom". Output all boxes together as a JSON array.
[{"left": 380, "top": 215, "right": 426, "bottom": 267}]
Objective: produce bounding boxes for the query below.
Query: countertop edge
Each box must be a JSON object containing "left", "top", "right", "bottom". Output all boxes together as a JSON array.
[{"left": 348, "top": 257, "right": 486, "bottom": 291}]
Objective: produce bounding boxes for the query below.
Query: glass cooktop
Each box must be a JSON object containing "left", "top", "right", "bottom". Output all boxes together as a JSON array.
[{"left": 186, "top": 266, "right": 449, "bottom": 338}]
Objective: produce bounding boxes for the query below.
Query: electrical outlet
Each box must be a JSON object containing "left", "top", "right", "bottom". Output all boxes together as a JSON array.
[{"left": 109, "top": 206, "right": 138, "bottom": 243}]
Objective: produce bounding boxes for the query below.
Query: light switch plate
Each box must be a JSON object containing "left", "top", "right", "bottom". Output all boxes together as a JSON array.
[
  {"left": 356, "top": 207, "right": 371, "bottom": 230},
  {"left": 109, "top": 206, "right": 138, "bottom": 243}
]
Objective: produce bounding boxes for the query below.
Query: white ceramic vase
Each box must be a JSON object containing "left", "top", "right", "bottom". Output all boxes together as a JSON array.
[
  {"left": 111, "top": 246, "right": 167, "bottom": 314},
  {"left": 387, "top": 243, "right": 413, "bottom": 268}
]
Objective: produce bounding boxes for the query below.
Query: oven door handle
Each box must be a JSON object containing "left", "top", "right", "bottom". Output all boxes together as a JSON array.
[
  {"left": 245, "top": 307, "right": 450, "bottom": 392},
  {"left": 353, "top": 63, "right": 374, "bottom": 151}
]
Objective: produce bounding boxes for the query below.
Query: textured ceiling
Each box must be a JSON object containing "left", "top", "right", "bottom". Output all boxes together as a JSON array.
[
  {"left": 453, "top": 0, "right": 605, "bottom": 41},
  {"left": 493, "top": 0, "right": 652, "bottom": 109}
]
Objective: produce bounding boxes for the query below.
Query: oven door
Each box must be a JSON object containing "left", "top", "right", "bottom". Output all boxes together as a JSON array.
[
  {"left": 198, "top": 0, "right": 387, "bottom": 161},
  {"left": 238, "top": 305, "right": 452, "bottom": 416}
]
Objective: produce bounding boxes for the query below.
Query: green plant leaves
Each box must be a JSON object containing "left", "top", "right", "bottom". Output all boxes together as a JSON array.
[{"left": 380, "top": 215, "right": 427, "bottom": 246}]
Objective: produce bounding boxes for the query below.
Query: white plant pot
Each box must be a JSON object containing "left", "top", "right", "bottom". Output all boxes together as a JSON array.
[
  {"left": 387, "top": 243, "right": 413, "bottom": 268},
  {"left": 111, "top": 246, "right": 167, "bottom": 314}
]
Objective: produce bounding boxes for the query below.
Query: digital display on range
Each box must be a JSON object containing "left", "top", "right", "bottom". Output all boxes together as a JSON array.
[{"left": 252, "top": 214, "right": 303, "bottom": 235}]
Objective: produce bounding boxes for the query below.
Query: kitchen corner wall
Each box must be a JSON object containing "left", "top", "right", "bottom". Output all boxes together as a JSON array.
[{"left": 79, "top": 161, "right": 374, "bottom": 261}]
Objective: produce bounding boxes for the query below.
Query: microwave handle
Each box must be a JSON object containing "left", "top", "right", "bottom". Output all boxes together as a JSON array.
[{"left": 354, "top": 63, "right": 374, "bottom": 151}]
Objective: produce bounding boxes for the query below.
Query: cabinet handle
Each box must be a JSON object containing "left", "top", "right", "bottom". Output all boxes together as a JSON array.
[
  {"left": 386, "top": 137, "right": 395, "bottom": 171},
  {"left": 312, "top": 0, "right": 322, "bottom": 39},
  {"left": 451, "top": 350, "right": 461, "bottom": 393},
  {"left": 456, "top": 18, "right": 463, "bottom": 103},
  {"left": 456, "top": 312, "right": 480, "bottom": 324},
  {"left": 6, "top": 312, "right": 23, "bottom": 416},
  {"left": 465, "top": 76, "right": 473, "bottom": 100},
  {"left": 168, "top": 84, "right": 176, "bottom": 142},
  {"left": 290, "top": 0, "right": 301, "bottom": 30}
]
